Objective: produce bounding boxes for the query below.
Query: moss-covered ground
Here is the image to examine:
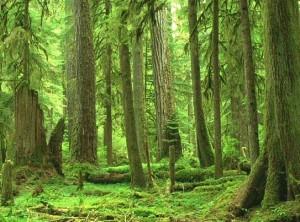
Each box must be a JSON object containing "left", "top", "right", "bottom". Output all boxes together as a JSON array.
[{"left": 0, "top": 163, "right": 299, "bottom": 222}]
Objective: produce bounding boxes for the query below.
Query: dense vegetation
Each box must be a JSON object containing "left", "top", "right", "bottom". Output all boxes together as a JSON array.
[{"left": 0, "top": 0, "right": 299, "bottom": 221}]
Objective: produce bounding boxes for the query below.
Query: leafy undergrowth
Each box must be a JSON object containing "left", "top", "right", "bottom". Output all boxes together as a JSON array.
[{"left": 1, "top": 164, "right": 297, "bottom": 222}]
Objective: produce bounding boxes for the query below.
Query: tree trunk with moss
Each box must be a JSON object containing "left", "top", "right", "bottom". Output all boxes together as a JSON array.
[
  {"left": 119, "top": 14, "right": 146, "bottom": 188},
  {"left": 262, "top": 74, "right": 286, "bottom": 207},
  {"left": 231, "top": 0, "right": 300, "bottom": 214},
  {"left": 264, "top": 0, "right": 300, "bottom": 200},
  {"left": 188, "top": 0, "right": 214, "bottom": 167},
  {"left": 240, "top": 0, "right": 260, "bottom": 165},
  {"left": 103, "top": 0, "right": 113, "bottom": 166},
  {"left": 72, "top": 0, "right": 97, "bottom": 163}
]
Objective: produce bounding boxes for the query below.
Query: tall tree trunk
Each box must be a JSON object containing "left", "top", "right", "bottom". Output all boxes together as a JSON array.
[
  {"left": 240, "top": 0, "right": 260, "bottom": 165},
  {"left": 132, "top": 28, "right": 146, "bottom": 162},
  {"left": 232, "top": 0, "right": 300, "bottom": 214},
  {"left": 188, "top": 0, "right": 214, "bottom": 167},
  {"left": 103, "top": 0, "right": 113, "bottom": 165},
  {"left": 119, "top": 14, "right": 146, "bottom": 188},
  {"left": 73, "top": 0, "right": 97, "bottom": 163},
  {"left": 262, "top": 72, "right": 286, "bottom": 207},
  {"left": 264, "top": 0, "right": 300, "bottom": 200},
  {"left": 23, "top": 0, "right": 30, "bottom": 84},
  {"left": 150, "top": 5, "right": 182, "bottom": 160},
  {"left": 224, "top": 6, "right": 248, "bottom": 153},
  {"left": 212, "top": 0, "right": 223, "bottom": 178},
  {"left": 65, "top": 0, "right": 78, "bottom": 157}
]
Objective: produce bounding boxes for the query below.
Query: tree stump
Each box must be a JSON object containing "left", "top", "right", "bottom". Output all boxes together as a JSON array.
[
  {"left": 15, "top": 84, "right": 48, "bottom": 166},
  {"left": 48, "top": 118, "right": 65, "bottom": 175},
  {"left": 1, "top": 160, "right": 13, "bottom": 206}
]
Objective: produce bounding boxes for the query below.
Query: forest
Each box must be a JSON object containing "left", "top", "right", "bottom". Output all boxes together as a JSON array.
[{"left": 0, "top": 0, "right": 300, "bottom": 221}]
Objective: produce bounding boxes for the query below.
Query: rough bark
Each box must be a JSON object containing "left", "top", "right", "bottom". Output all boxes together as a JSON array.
[
  {"left": 15, "top": 84, "right": 48, "bottom": 166},
  {"left": 132, "top": 29, "right": 146, "bottom": 162},
  {"left": 212, "top": 0, "right": 223, "bottom": 178},
  {"left": 188, "top": 0, "right": 214, "bottom": 167},
  {"left": 1, "top": 160, "right": 13, "bottom": 206},
  {"left": 119, "top": 14, "right": 146, "bottom": 188},
  {"left": 231, "top": 1, "right": 300, "bottom": 212},
  {"left": 48, "top": 118, "right": 65, "bottom": 176},
  {"left": 262, "top": 74, "right": 287, "bottom": 207},
  {"left": 231, "top": 149, "right": 268, "bottom": 216},
  {"left": 240, "top": 0, "right": 260, "bottom": 165},
  {"left": 65, "top": 0, "right": 78, "bottom": 159},
  {"left": 264, "top": 0, "right": 300, "bottom": 200},
  {"left": 73, "top": 0, "right": 97, "bottom": 163},
  {"left": 103, "top": 0, "right": 113, "bottom": 166},
  {"left": 150, "top": 5, "right": 182, "bottom": 160}
]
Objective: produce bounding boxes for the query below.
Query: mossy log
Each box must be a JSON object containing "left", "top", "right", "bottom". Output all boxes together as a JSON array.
[
  {"left": 85, "top": 172, "right": 131, "bottom": 184},
  {"left": 1, "top": 160, "right": 13, "bottom": 206},
  {"left": 173, "top": 175, "right": 246, "bottom": 192},
  {"left": 85, "top": 167, "right": 242, "bottom": 184},
  {"left": 48, "top": 118, "right": 65, "bottom": 175}
]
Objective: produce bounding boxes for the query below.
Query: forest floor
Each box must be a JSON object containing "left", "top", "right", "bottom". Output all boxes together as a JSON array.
[{"left": 0, "top": 163, "right": 299, "bottom": 222}]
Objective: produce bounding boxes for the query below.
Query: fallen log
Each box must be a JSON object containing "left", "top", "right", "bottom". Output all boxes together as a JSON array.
[
  {"left": 84, "top": 168, "right": 242, "bottom": 184},
  {"left": 173, "top": 175, "right": 247, "bottom": 192},
  {"left": 85, "top": 172, "right": 130, "bottom": 184}
]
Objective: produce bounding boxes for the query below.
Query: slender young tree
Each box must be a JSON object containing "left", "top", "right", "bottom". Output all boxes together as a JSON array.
[
  {"left": 240, "top": 0, "right": 260, "bottom": 165},
  {"left": 188, "top": 0, "right": 214, "bottom": 167},
  {"left": 103, "top": 0, "right": 113, "bottom": 165},
  {"left": 119, "top": 11, "right": 146, "bottom": 188},
  {"left": 72, "top": 0, "right": 97, "bottom": 163},
  {"left": 212, "top": 0, "right": 223, "bottom": 178}
]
